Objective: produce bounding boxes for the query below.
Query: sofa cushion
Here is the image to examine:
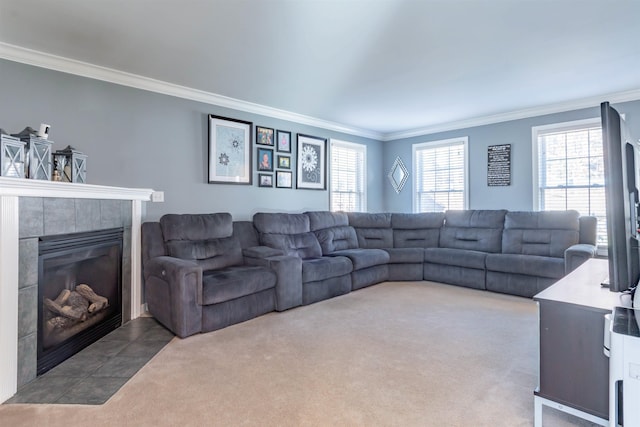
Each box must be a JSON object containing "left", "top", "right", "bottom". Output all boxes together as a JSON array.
[
  {"left": 391, "top": 212, "right": 443, "bottom": 248},
  {"left": 424, "top": 248, "right": 487, "bottom": 269},
  {"left": 439, "top": 210, "right": 506, "bottom": 253},
  {"left": 394, "top": 229, "right": 440, "bottom": 248},
  {"left": 384, "top": 247, "right": 425, "bottom": 264},
  {"left": 302, "top": 256, "right": 353, "bottom": 282},
  {"left": 330, "top": 249, "right": 390, "bottom": 270},
  {"left": 445, "top": 210, "right": 507, "bottom": 228},
  {"left": 165, "top": 236, "right": 243, "bottom": 270},
  {"left": 160, "top": 213, "right": 233, "bottom": 241},
  {"left": 485, "top": 253, "right": 565, "bottom": 279},
  {"left": 502, "top": 210, "right": 580, "bottom": 258},
  {"left": 347, "top": 212, "right": 392, "bottom": 228},
  {"left": 261, "top": 232, "right": 322, "bottom": 259},
  {"left": 391, "top": 212, "right": 445, "bottom": 229},
  {"left": 306, "top": 211, "right": 349, "bottom": 231},
  {"left": 353, "top": 228, "right": 393, "bottom": 249},
  {"left": 201, "top": 265, "right": 276, "bottom": 305},
  {"left": 253, "top": 212, "right": 310, "bottom": 234},
  {"left": 315, "top": 225, "right": 359, "bottom": 253}
]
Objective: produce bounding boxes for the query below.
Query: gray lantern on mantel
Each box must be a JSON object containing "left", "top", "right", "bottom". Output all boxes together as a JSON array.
[
  {"left": 11, "top": 127, "right": 54, "bottom": 180},
  {"left": 54, "top": 145, "right": 87, "bottom": 183},
  {"left": 0, "top": 130, "right": 26, "bottom": 178}
]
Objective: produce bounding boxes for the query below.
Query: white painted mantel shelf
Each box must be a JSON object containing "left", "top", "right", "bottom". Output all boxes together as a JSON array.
[{"left": 0, "top": 177, "right": 154, "bottom": 403}]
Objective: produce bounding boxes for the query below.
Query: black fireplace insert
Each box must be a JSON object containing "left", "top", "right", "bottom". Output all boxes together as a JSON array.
[{"left": 37, "top": 228, "right": 123, "bottom": 375}]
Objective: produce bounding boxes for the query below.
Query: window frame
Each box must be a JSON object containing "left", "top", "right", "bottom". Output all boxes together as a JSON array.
[
  {"left": 329, "top": 139, "right": 367, "bottom": 212},
  {"left": 412, "top": 136, "right": 469, "bottom": 213},
  {"left": 531, "top": 116, "right": 607, "bottom": 253}
]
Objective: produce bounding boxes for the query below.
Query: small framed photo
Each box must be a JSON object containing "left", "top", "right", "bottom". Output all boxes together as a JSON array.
[
  {"left": 257, "top": 147, "right": 274, "bottom": 172},
  {"left": 296, "top": 134, "right": 327, "bottom": 190},
  {"left": 258, "top": 173, "right": 273, "bottom": 187},
  {"left": 276, "top": 130, "right": 291, "bottom": 153},
  {"left": 276, "top": 170, "right": 293, "bottom": 188},
  {"left": 256, "top": 126, "right": 274, "bottom": 146},
  {"left": 208, "top": 115, "right": 252, "bottom": 185},
  {"left": 277, "top": 155, "right": 291, "bottom": 169}
]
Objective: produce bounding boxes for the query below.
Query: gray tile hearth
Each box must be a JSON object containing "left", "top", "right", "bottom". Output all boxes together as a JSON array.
[{"left": 6, "top": 317, "right": 173, "bottom": 405}]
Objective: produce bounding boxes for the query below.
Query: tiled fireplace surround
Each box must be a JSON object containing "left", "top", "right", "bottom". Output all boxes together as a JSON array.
[{"left": 0, "top": 177, "right": 153, "bottom": 403}]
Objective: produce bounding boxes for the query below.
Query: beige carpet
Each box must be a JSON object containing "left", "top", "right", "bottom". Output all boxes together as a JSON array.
[{"left": 0, "top": 281, "right": 600, "bottom": 426}]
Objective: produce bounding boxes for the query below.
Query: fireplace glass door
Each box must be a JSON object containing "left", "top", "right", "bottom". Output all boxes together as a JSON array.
[{"left": 37, "top": 228, "right": 123, "bottom": 374}]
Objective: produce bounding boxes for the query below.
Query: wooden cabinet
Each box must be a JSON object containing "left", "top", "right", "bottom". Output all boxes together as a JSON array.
[{"left": 534, "top": 258, "right": 623, "bottom": 426}]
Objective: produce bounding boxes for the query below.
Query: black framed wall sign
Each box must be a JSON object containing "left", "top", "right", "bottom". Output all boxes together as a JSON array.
[{"left": 487, "top": 144, "right": 511, "bottom": 186}]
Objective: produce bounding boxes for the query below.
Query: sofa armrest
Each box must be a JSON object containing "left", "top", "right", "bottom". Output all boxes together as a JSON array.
[
  {"left": 245, "top": 254, "right": 302, "bottom": 311},
  {"left": 564, "top": 244, "right": 597, "bottom": 275},
  {"left": 144, "top": 256, "right": 203, "bottom": 338}
]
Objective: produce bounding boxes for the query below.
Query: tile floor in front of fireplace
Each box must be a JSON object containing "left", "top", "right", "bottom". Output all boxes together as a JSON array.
[{"left": 6, "top": 317, "right": 174, "bottom": 405}]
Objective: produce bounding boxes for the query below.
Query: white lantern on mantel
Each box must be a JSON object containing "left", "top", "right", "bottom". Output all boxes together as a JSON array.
[
  {"left": 0, "top": 131, "right": 26, "bottom": 178},
  {"left": 12, "top": 127, "right": 54, "bottom": 181}
]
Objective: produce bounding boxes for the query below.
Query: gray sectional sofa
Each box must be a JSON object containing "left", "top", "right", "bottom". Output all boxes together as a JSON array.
[{"left": 141, "top": 209, "right": 597, "bottom": 337}]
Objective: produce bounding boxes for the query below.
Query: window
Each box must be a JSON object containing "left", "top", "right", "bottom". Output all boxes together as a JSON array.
[
  {"left": 413, "top": 137, "right": 468, "bottom": 213},
  {"left": 533, "top": 118, "right": 606, "bottom": 247},
  {"left": 330, "top": 140, "right": 366, "bottom": 212}
]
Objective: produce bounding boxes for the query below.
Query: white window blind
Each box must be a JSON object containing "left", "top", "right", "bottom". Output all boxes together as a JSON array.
[
  {"left": 413, "top": 137, "right": 468, "bottom": 213},
  {"left": 534, "top": 119, "right": 607, "bottom": 247},
  {"left": 330, "top": 140, "right": 366, "bottom": 212}
]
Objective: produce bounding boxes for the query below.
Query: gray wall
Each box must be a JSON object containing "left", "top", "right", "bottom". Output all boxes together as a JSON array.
[
  {"left": 383, "top": 100, "right": 640, "bottom": 212},
  {"left": 0, "top": 59, "right": 384, "bottom": 221}
]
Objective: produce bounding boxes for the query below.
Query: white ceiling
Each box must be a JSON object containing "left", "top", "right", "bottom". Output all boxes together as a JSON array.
[{"left": 1, "top": 0, "right": 639, "bottom": 139}]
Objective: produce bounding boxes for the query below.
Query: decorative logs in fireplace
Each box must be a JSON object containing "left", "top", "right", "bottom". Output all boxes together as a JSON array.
[{"left": 42, "top": 284, "right": 110, "bottom": 346}]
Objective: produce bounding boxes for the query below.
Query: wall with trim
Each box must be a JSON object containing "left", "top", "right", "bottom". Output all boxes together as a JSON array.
[
  {"left": 0, "top": 58, "right": 384, "bottom": 221},
  {"left": 383, "top": 100, "right": 640, "bottom": 213}
]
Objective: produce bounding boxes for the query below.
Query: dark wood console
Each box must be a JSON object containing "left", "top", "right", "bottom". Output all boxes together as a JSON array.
[{"left": 533, "top": 258, "right": 624, "bottom": 426}]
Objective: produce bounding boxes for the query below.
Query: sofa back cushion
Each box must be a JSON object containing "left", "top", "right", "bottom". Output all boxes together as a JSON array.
[
  {"left": 306, "top": 211, "right": 349, "bottom": 230},
  {"left": 439, "top": 210, "right": 506, "bottom": 253},
  {"left": 391, "top": 213, "right": 444, "bottom": 248},
  {"left": 260, "top": 232, "right": 322, "bottom": 259},
  {"left": 253, "top": 212, "right": 322, "bottom": 259},
  {"left": 347, "top": 212, "right": 393, "bottom": 249},
  {"left": 502, "top": 210, "right": 580, "bottom": 258},
  {"left": 305, "top": 211, "right": 358, "bottom": 254},
  {"left": 159, "top": 213, "right": 243, "bottom": 270},
  {"left": 314, "top": 226, "right": 359, "bottom": 253}
]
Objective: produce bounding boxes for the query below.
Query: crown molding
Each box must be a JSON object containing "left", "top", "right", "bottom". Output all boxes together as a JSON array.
[
  {"left": 0, "top": 42, "right": 382, "bottom": 141},
  {"left": 2, "top": 42, "right": 640, "bottom": 143},
  {"left": 381, "top": 88, "right": 640, "bottom": 141}
]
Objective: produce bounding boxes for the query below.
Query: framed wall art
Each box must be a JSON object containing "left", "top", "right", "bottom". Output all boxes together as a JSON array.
[
  {"left": 276, "top": 170, "right": 292, "bottom": 188},
  {"left": 256, "top": 126, "right": 274, "bottom": 146},
  {"left": 257, "top": 147, "right": 274, "bottom": 172},
  {"left": 258, "top": 173, "right": 273, "bottom": 187},
  {"left": 276, "top": 130, "right": 291, "bottom": 153},
  {"left": 208, "top": 115, "right": 252, "bottom": 185},
  {"left": 277, "top": 155, "right": 290, "bottom": 169},
  {"left": 296, "top": 134, "right": 326, "bottom": 190}
]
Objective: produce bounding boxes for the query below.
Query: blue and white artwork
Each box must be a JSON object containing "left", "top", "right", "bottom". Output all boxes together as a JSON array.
[
  {"left": 215, "top": 125, "right": 246, "bottom": 177},
  {"left": 209, "top": 115, "right": 252, "bottom": 184}
]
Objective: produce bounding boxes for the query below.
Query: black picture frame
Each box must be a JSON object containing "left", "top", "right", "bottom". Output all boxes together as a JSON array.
[
  {"left": 277, "top": 155, "right": 291, "bottom": 169},
  {"left": 296, "top": 134, "right": 327, "bottom": 190},
  {"left": 276, "top": 130, "right": 292, "bottom": 153},
  {"left": 208, "top": 115, "right": 252, "bottom": 185},
  {"left": 257, "top": 147, "right": 274, "bottom": 172},
  {"left": 258, "top": 173, "right": 273, "bottom": 187},
  {"left": 276, "top": 170, "right": 293, "bottom": 188},
  {"left": 256, "top": 126, "right": 275, "bottom": 146}
]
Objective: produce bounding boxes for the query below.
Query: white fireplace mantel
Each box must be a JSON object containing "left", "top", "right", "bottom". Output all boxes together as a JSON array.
[{"left": 0, "top": 177, "right": 154, "bottom": 403}]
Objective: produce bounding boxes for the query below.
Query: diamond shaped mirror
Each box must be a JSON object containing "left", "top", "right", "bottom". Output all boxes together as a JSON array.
[{"left": 388, "top": 156, "right": 408, "bottom": 194}]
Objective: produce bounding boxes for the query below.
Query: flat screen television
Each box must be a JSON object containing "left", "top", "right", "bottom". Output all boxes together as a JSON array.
[{"left": 601, "top": 101, "right": 640, "bottom": 297}]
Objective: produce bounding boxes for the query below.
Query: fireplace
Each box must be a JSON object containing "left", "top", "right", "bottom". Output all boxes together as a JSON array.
[{"left": 37, "top": 228, "right": 123, "bottom": 375}]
